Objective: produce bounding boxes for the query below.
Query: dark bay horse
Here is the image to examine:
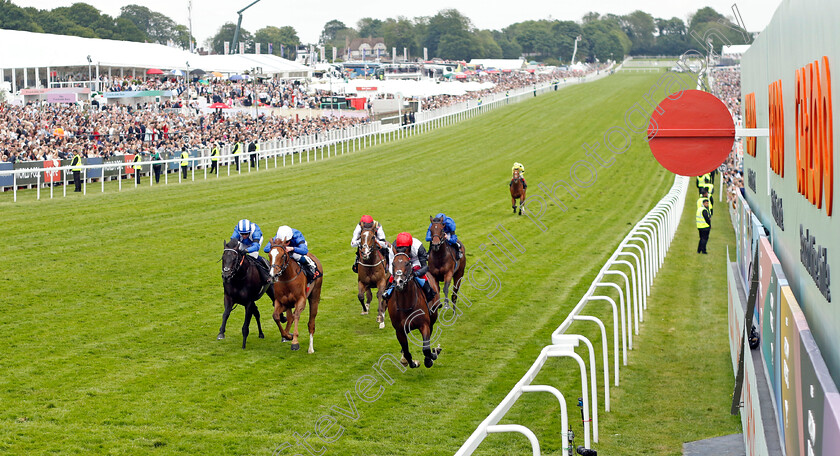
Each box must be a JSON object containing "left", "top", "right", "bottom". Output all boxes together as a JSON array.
[
  {"left": 267, "top": 238, "right": 323, "bottom": 353},
  {"left": 388, "top": 252, "right": 442, "bottom": 368},
  {"left": 427, "top": 216, "right": 466, "bottom": 309},
  {"left": 510, "top": 169, "right": 526, "bottom": 215},
  {"left": 356, "top": 227, "right": 390, "bottom": 329},
  {"left": 220, "top": 239, "right": 277, "bottom": 349}
]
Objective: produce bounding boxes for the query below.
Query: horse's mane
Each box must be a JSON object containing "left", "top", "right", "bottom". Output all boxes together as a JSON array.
[{"left": 432, "top": 216, "right": 444, "bottom": 224}]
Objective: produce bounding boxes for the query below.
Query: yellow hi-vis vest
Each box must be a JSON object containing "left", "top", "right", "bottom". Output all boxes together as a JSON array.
[
  {"left": 71, "top": 154, "right": 82, "bottom": 171},
  {"left": 211, "top": 147, "right": 219, "bottom": 161},
  {"left": 180, "top": 151, "right": 190, "bottom": 166},
  {"left": 697, "top": 196, "right": 713, "bottom": 214},
  {"left": 233, "top": 143, "right": 242, "bottom": 155},
  {"left": 133, "top": 154, "right": 142, "bottom": 170},
  {"left": 696, "top": 206, "right": 710, "bottom": 229}
]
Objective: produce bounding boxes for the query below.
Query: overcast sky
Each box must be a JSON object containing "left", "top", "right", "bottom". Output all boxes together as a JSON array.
[{"left": 24, "top": 0, "right": 778, "bottom": 46}]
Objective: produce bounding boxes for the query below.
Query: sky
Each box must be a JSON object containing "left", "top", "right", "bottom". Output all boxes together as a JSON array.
[{"left": 23, "top": 0, "right": 779, "bottom": 46}]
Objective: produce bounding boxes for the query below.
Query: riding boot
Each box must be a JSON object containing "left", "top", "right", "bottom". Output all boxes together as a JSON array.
[
  {"left": 422, "top": 280, "right": 436, "bottom": 303},
  {"left": 258, "top": 257, "right": 271, "bottom": 284},
  {"left": 304, "top": 255, "right": 320, "bottom": 281},
  {"left": 380, "top": 247, "right": 390, "bottom": 267},
  {"left": 452, "top": 242, "right": 461, "bottom": 261},
  {"left": 352, "top": 251, "right": 359, "bottom": 273}
]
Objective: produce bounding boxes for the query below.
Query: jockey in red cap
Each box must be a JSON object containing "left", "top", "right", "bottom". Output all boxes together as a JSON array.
[
  {"left": 383, "top": 232, "right": 436, "bottom": 303},
  {"left": 350, "top": 215, "right": 390, "bottom": 272}
]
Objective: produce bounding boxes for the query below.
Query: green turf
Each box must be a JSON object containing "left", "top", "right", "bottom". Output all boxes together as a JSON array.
[{"left": 0, "top": 72, "right": 740, "bottom": 455}]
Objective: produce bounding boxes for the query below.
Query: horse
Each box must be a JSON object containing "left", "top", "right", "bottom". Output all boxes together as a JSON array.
[
  {"left": 388, "top": 252, "right": 442, "bottom": 368},
  {"left": 427, "top": 215, "right": 466, "bottom": 309},
  {"left": 510, "top": 169, "right": 526, "bottom": 215},
  {"left": 356, "top": 227, "right": 390, "bottom": 329},
  {"left": 220, "top": 239, "right": 279, "bottom": 349},
  {"left": 267, "top": 238, "right": 323, "bottom": 353}
]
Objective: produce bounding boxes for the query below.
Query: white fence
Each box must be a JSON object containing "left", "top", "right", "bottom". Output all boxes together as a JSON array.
[
  {"left": 0, "top": 68, "right": 614, "bottom": 202},
  {"left": 455, "top": 175, "right": 689, "bottom": 455}
]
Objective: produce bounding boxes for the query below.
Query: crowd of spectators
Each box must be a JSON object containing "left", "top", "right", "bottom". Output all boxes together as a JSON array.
[
  {"left": 1, "top": 63, "right": 609, "bottom": 163},
  {"left": 711, "top": 66, "right": 744, "bottom": 202}
]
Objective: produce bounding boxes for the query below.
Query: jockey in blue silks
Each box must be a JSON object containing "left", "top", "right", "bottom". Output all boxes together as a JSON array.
[
  {"left": 426, "top": 212, "right": 461, "bottom": 260},
  {"left": 265, "top": 225, "right": 321, "bottom": 281},
  {"left": 231, "top": 219, "right": 270, "bottom": 284}
]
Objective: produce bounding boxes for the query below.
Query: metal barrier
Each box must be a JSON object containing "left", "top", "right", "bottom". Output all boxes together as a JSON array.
[
  {"left": 0, "top": 67, "right": 614, "bottom": 202},
  {"left": 456, "top": 175, "right": 688, "bottom": 455}
]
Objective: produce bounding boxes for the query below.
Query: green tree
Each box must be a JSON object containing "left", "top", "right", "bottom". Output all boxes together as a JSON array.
[
  {"left": 320, "top": 19, "right": 348, "bottom": 45},
  {"left": 687, "top": 7, "right": 749, "bottom": 53},
  {"left": 425, "top": 9, "right": 472, "bottom": 58},
  {"left": 382, "top": 17, "right": 416, "bottom": 58},
  {"left": 552, "top": 21, "right": 581, "bottom": 62},
  {"left": 114, "top": 16, "right": 146, "bottom": 42},
  {"left": 357, "top": 17, "right": 383, "bottom": 38},
  {"left": 437, "top": 29, "right": 480, "bottom": 60},
  {"left": 254, "top": 26, "right": 300, "bottom": 57},
  {"left": 119, "top": 5, "right": 192, "bottom": 48},
  {"left": 492, "top": 30, "right": 522, "bottom": 59},
  {"left": 475, "top": 30, "right": 502, "bottom": 59},
  {"left": 210, "top": 22, "right": 252, "bottom": 54},
  {"left": 0, "top": 0, "right": 42, "bottom": 32},
  {"left": 621, "top": 10, "right": 655, "bottom": 54}
]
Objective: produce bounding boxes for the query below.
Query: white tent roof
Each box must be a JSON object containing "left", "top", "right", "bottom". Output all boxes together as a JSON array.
[
  {"left": 722, "top": 45, "right": 751, "bottom": 55},
  {"left": 0, "top": 29, "right": 193, "bottom": 69},
  {"left": 191, "top": 54, "right": 311, "bottom": 77},
  {"left": 0, "top": 29, "right": 312, "bottom": 78},
  {"left": 469, "top": 59, "right": 526, "bottom": 70}
]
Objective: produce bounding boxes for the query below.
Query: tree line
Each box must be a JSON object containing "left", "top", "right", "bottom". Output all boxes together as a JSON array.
[{"left": 0, "top": 1, "right": 748, "bottom": 63}]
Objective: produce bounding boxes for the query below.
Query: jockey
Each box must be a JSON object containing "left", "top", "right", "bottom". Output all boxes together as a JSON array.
[
  {"left": 383, "top": 232, "right": 436, "bottom": 303},
  {"left": 511, "top": 162, "right": 527, "bottom": 189},
  {"left": 265, "top": 225, "right": 321, "bottom": 282},
  {"left": 426, "top": 212, "right": 461, "bottom": 260},
  {"left": 350, "top": 215, "right": 390, "bottom": 272},
  {"left": 231, "top": 219, "right": 270, "bottom": 284}
]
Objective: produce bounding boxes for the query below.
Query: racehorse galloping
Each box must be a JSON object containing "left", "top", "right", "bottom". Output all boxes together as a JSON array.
[
  {"left": 356, "top": 228, "right": 390, "bottom": 329},
  {"left": 220, "top": 239, "right": 276, "bottom": 349},
  {"left": 268, "top": 238, "right": 323, "bottom": 353},
  {"left": 427, "top": 216, "right": 466, "bottom": 309},
  {"left": 510, "top": 169, "right": 526, "bottom": 215},
  {"left": 388, "top": 252, "right": 441, "bottom": 368}
]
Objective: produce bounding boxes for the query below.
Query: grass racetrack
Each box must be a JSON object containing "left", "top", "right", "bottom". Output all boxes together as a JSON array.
[{"left": 0, "top": 72, "right": 740, "bottom": 455}]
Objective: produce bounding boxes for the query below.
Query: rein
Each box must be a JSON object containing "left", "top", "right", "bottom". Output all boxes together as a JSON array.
[{"left": 271, "top": 247, "right": 304, "bottom": 283}]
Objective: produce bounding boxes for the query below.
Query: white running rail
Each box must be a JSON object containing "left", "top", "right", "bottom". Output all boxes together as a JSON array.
[
  {"left": 0, "top": 70, "right": 614, "bottom": 202},
  {"left": 455, "top": 175, "right": 688, "bottom": 455}
]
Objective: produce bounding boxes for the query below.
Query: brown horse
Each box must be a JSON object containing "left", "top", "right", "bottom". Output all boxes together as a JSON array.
[
  {"left": 388, "top": 252, "right": 442, "bottom": 368},
  {"left": 510, "top": 169, "right": 526, "bottom": 215},
  {"left": 267, "top": 238, "right": 323, "bottom": 353},
  {"left": 356, "top": 227, "right": 390, "bottom": 329},
  {"left": 427, "top": 216, "right": 466, "bottom": 309}
]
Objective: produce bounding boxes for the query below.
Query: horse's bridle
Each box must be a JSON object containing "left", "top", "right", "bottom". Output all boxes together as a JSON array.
[
  {"left": 269, "top": 244, "right": 304, "bottom": 283},
  {"left": 222, "top": 242, "right": 248, "bottom": 280},
  {"left": 392, "top": 252, "right": 414, "bottom": 291},
  {"left": 358, "top": 229, "right": 385, "bottom": 268},
  {"left": 429, "top": 222, "right": 446, "bottom": 251}
]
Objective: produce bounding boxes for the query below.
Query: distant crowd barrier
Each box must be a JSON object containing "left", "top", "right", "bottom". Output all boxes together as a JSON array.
[
  {"left": 456, "top": 175, "right": 688, "bottom": 455},
  {"left": 0, "top": 68, "right": 613, "bottom": 202}
]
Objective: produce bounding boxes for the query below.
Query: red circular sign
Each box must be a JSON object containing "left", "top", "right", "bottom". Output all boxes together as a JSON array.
[{"left": 647, "top": 90, "right": 735, "bottom": 176}]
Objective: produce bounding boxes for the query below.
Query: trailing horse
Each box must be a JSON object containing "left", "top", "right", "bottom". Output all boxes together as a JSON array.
[
  {"left": 510, "top": 168, "right": 526, "bottom": 215},
  {"left": 356, "top": 227, "right": 390, "bottom": 329},
  {"left": 267, "top": 238, "right": 324, "bottom": 353},
  {"left": 388, "top": 252, "right": 442, "bottom": 368},
  {"left": 220, "top": 239, "right": 277, "bottom": 349},
  {"left": 427, "top": 216, "right": 466, "bottom": 309}
]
